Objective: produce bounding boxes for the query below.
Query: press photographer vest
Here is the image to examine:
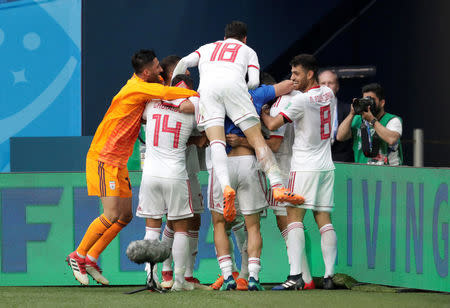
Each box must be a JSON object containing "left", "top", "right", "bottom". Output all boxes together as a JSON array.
[{"left": 351, "top": 113, "right": 403, "bottom": 165}]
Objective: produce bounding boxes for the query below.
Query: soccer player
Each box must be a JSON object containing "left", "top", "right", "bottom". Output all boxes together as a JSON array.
[
  {"left": 262, "top": 54, "right": 337, "bottom": 290},
  {"left": 172, "top": 21, "right": 304, "bottom": 224},
  {"left": 137, "top": 74, "right": 199, "bottom": 291},
  {"left": 141, "top": 55, "right": 205, "bottom": 288},
  {"left": 66, "top": 50, "right": 198, "bottom": 286},
  {"left": 209, "top": 75, "right": 296, "bottom": 291}
]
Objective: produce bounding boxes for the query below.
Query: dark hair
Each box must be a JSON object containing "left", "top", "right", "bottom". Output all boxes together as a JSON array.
[
  {"left": 131, "top": 49, "right": 157, "bottom": 74},
  {"left": 260, "top": 72, "right": 277, "bottom": 85},
  {"left": 171, "top": 74, "right": 194, "bottom": 90},
  {"left": 290, "top": 54, "right": 319, "bottom": 81},
  {"left": 225, "top": 21, "right": 247, "bottom": 40},
  {"left": 160, "top": 55, "right": 181, "bottom": 82},
  {"left": 362, "top": 83, "right": 384, "bottom": 100}
]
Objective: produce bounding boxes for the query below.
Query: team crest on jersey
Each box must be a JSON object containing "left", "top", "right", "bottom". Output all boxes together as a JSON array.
[{"left": 109, "top": 181, "right": 116, "bottom": 190}]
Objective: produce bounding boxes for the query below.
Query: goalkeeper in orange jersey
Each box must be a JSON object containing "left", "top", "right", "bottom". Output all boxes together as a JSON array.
[{"left": 66, "top": 49, "right": 198, "bottom": 286}]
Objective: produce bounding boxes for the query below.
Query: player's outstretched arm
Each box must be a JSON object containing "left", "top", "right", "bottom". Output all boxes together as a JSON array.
[
  {"left": 273, "top": 80, "right": 295, "bottom": 97},
  {"left": 171, "top": 52, "right": 200, "bottom": 83}
]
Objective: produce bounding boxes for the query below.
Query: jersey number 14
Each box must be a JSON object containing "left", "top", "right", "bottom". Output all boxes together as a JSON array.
[{"left": 152, "top": 114, "right": 182, "bottom": 148}]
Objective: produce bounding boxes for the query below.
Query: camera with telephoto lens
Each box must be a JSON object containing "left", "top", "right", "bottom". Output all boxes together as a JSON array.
[{"left": 352, "top": 96, "right": 376, "bottom": 115}]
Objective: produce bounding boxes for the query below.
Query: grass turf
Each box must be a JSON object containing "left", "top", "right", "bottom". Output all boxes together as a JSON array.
[{"left": 0, "top": 286, "right": 449, "bottom": 308}]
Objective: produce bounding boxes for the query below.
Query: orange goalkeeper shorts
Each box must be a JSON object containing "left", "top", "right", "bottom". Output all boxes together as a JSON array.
[{"left": 86, "top": 158, "right": 132, "bottom": 198}]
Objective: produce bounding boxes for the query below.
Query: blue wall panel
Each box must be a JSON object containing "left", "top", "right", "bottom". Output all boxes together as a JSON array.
[{"left": 0, "top": 0, "right": 81, "bottom": 172}]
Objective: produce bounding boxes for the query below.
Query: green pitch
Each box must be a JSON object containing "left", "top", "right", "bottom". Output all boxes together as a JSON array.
[{"left": 0, "top": 287, "right": 448, "bottom": 308}]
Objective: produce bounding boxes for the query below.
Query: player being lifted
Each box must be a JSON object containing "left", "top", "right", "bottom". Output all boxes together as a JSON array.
[
  {"left": 66, "top": 50, "right": 197, "bottom": 286},
  {"left": 137, "top": 74, "right": 200, "bottom": 291},
  {"left": 172, "top": 21, "right": 304, "bottom": 225},
  {"left": 262, "top": 54, "right": 337, "bottom": 290}
]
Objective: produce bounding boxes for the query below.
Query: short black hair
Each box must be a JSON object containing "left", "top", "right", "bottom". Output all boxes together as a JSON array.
[
  {"left": 160, "top": 55, "right": 181, "bottom": 82},
  {"left": 225, "top": 21, "right": 247, "bottom": 40},
  {"left": 131, "top": 49, "right": 157, "bottom": 74},
  {"left": 290, "top": 54, "right": 319, "bottom": 81},
  {"left": 260, "top": 72, "right": 277, "bottom": 85},
  {"left": 362, "top": 83, "right": 384, "bottom": 100},
  {"left": 171, "top": 74, "right": 194, "bottom": 90}
]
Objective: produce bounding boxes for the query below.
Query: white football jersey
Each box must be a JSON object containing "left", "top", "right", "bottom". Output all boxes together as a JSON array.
[
  {"left": 194, "top": 38, "right": 259, "bottom": 88},
  {"left": 269, "top": 92, "right": 298, "bottom": 176},
  {"left": 143, "top": 99, "right": 197, "bottom": 179},
  {"left": 280, "top": 86, "right": 336, "bottom": 171}
]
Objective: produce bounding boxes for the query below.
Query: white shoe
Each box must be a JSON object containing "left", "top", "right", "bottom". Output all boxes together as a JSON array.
[
  {"left": 66, "top": 252, "right": 89, "bottom": 286},
  {"left": 85, "top": 258, "right": 109, "bottom": 285},
  {"left": 171, "top": 280, "right": 195, "bottom": 291}
]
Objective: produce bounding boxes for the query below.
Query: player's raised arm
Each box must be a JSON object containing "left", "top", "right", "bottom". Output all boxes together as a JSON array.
[
  {"left": 171, "top": 51, "right": 200, "bottom": 83},
  {"left": 247, "top": 49, "right": 260, "bottom": 89}
]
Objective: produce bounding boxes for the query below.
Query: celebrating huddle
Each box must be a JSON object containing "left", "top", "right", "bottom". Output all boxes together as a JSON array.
[{"left": 66, "top": 21, "right": 337, "bottom": 292}]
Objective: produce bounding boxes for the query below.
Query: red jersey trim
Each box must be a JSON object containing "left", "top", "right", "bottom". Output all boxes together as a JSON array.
[
  {"left": 280, "top": 112, "right": 292, "bottom": 123},
  {"left": 195, "top": 50, "right": 201, "bottom": 57},
  {"left": 248, "top": 65, "right": 259, "bottom": 70}
]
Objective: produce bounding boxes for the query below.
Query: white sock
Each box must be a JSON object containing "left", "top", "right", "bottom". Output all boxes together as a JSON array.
[
  {"left": 248, "top": 257, "right": 261, "bottom": 281},
  {"left": 144, "top": 227, "right": 161, "bottom": 277},
  {"left": 161, "top": 225, "right": 174, "bottom": 272},
  {"left": 232, "top": 222, "right": 248, "bottom": 279},
  {"left": 301, "top": 228, "right": 313, "bottom": 283},
  {"left": 144, "top": 226, "right": 161, "bottom": 241},
  {"left": 281, "top": 227, "right": 289, "bottom": 265},
  {"left": 320, "top": 224, "right": 337, "bottom": 278},
  {"left": 286, "top": 222, "right": 305, "bottom": 276},
  {"left": 172, "top": 232, "right": 189, "bottom": 283},
  {"left": 218, "top": 254, "right": 233, "bottom": 279},
  {"left": 254, "top": 145, "right": 282, "bottom": 187},
  {"left": 184, "top": 230, "right": 199, "bottom": 278},
  {"left": 210, "top": 140, "right": 231, "bottom": 192}
]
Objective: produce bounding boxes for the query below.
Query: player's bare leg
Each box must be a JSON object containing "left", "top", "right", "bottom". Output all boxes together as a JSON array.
[
  {"left": 211, "top": 211, "right": 236, "bottom": 290},
  {"left": 242, "top": 123, "right": 304, "bottom": 205},
  {"left": 244, "top": 213, "right": 264, "bottom": 291},
  {"left": 206, "top": 126, "right": 236, "bottom": 222},
  {"left": 170, "top": 218, "right": 194, "bottom": 291},
  {"left": 313, "top": 211, "right": 336, "bottom": 289}
]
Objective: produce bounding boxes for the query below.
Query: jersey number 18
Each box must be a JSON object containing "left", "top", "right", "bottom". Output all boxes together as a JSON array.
[{"left": 210, "top": 42, "right": 242, "bottom": 63}]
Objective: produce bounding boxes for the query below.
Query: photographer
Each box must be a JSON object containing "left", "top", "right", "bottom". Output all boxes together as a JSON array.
[{"left": 336, "top": 83, "right": 403, "bottom": 165}]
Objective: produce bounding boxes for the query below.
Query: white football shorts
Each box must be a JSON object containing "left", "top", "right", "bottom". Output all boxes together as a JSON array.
[
  {"left": 137, "top": 176, "right": 194, "bottom": 220},
  {"left": 287, "top": 170, "right": 335, "bottom": 212},
  {"left": 208, "top": 155, "right": 269, "bottom": 216},
  {"left": 197, "top": 80, "right": 259, "bottom": 131}
]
